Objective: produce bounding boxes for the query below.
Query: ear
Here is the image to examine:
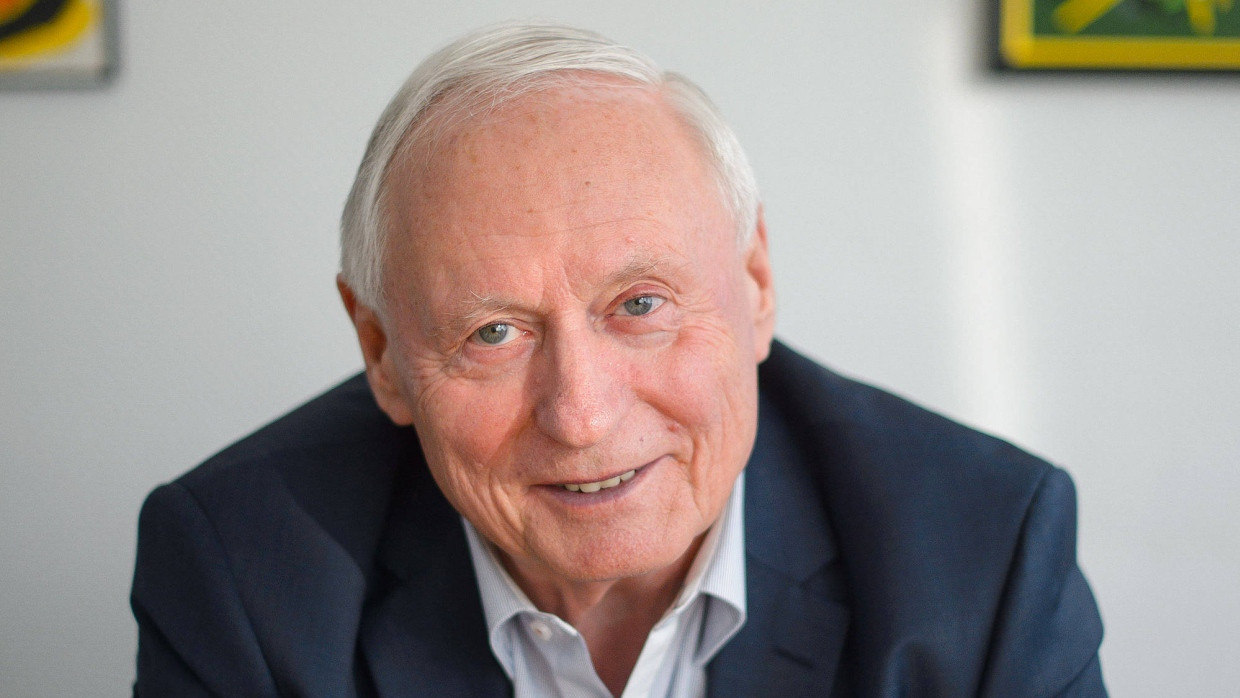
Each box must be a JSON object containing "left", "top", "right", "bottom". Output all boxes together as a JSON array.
[
  {"left": 743, "top": 208, "right": 776, "bottom": 363},
  {"left": 337, "top": 275, "right": 415, "bottom": 426}
]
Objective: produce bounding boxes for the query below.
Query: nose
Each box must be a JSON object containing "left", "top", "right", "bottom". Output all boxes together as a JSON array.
[{"left": 534, "top": 328, "right": 630, "bottom": 449}]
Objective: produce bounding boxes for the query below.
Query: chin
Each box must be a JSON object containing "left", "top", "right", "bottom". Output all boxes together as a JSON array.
[{"left": 541, "top": 522, "right": 700, "bottom": 583}]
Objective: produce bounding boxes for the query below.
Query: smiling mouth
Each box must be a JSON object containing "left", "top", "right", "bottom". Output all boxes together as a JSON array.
[{"left": 561, "top": 469, "right": 637, "bottom": 493}]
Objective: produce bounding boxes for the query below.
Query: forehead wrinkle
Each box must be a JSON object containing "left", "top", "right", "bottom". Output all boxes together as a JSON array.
[{"left": 604, "top": 255, "right": 678, "bottom": 287}]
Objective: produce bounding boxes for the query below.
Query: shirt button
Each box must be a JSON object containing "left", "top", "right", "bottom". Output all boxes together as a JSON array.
[{"left": 528, "top": 619, "right": 553, "bottom": 641}]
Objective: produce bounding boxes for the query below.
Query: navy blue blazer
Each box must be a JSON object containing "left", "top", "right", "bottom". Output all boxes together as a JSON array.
[{"left": 131, "top": 341, "right": 1106, "bottom": 696}]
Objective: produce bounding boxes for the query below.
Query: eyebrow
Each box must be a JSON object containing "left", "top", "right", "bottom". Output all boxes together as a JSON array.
[
  {"left": 433, "top": 292, "right": 514, "bottom": 338},
  {"left": 607, "top": 256, "right": 675, "bottom": 286},
  {"left": 431, "top": 255, "right": 678, "bottom": 338}
]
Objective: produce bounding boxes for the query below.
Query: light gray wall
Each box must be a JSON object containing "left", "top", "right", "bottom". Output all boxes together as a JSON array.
[{"left": 2, "top": 2, "right": 1236, "bottom": 695}]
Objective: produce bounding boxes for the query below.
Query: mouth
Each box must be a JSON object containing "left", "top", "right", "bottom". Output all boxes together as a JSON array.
[
  {"left": 560, "top": 469, "right": 637, "bottom": 493},
  {"left": 536, "top": 458, "right": 663, "bottom": 506}
]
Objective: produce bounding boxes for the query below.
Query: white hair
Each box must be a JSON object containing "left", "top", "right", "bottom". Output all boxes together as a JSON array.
[{"left": 340, "top": 21, "right": 760, "bottom": 310}]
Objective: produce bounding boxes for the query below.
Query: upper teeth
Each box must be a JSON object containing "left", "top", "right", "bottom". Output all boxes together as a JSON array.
[{"left": 563, "top": 469, "right": 636, "bottom": 493}]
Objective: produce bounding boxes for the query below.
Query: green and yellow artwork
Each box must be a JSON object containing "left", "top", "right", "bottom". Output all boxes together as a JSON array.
[{"left": 1000, "top": 0, "right": 1240, "bottom": 69}]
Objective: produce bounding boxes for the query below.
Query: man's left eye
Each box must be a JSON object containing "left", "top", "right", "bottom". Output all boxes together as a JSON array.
[
  {"left": 473, "top": 323, "right": 517, "bottom": 345},
  {"left": 618, "top": 295, "right": 663, "bottom": 316}
]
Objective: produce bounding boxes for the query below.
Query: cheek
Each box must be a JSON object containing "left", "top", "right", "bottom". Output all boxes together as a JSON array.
[
  {"left": 410, "top": 377, "right": 535, "bottom": 548},
  {"left": 644, "top": 326, "right": 758, "bottom": 446},
  {"left": 413, "top": 375, "right": 533, "bottom": 479},
  {"left": 644, "top": 337, "right": 755, "bottom": 526}
]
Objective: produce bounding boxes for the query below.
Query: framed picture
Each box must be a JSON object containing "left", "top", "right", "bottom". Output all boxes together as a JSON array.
[
  {"left": 0, "top": 0, "right": 118, "bottom": 88},
  {"left": 997, "top": 0, "right": 1240, "bottom": 70}
]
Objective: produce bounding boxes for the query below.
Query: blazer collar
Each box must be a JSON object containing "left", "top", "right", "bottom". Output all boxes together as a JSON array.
[
  {"left": 707, "top": 389, "right": 852, "bottom": 697},
  {"left": 358, "top": 452, "right": 511, "bottom": 697}
]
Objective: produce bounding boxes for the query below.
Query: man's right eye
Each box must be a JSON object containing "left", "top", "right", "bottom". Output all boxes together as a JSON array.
[{"left": 473, "top": 323, "right": 516, "bottom": 346}]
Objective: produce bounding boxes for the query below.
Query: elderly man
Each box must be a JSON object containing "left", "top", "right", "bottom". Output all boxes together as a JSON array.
[{"left": 131, "top": 23, "right": 1106, "bottom": 697}]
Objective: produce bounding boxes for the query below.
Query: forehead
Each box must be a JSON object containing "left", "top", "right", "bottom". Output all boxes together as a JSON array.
[
  {"left": 397, "top": 82, "right": 725, "bottom": 225},
  {"left": 381, "top": 82, "right": 734, "bottom": 315},
  {"left": 419, "top": 79, "right": 691, "bottom": 170}
]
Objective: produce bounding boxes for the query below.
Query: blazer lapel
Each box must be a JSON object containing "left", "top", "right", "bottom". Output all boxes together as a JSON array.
[
  {"left": 358, "top": 462, "right": 511, "bottom": 698},
  {"left": 707, "top": 392, "right": 852, "bottom": 698}
]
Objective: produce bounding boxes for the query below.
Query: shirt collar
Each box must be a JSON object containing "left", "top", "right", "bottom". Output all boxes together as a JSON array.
[{"left": 675, "top": 470, "right": 747, "bottom": 618}]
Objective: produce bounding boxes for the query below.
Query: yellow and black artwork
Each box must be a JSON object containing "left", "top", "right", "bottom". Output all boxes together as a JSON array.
[{"left": 1, "top": 0, "right": 115, "bottom": 88}]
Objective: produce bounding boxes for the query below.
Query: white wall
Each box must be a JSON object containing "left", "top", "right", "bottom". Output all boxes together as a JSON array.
[{"left": 3, "top": 1, "right": 1237, "bottom": 695}]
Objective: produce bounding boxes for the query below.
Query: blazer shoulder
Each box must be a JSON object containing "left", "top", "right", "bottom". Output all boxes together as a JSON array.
[
  {"left": 760, "top": 340, "right": 1053, "bottom": 499},
  {"left": 758, "top": 341, "right": 1103, "bottom": 695},
  {"left": 181, "top": 373, "right": 404, "bottom": 485},
  {"left": 150, "top": 373, "right": 417, "bottom": 581}
]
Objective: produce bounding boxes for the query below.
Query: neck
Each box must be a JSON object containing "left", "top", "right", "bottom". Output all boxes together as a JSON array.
[{"left": 498, "top": 533, "right": 707, "bottom": 696}]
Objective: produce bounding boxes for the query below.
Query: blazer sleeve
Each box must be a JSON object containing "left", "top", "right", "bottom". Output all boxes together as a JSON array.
[
  {"left": 130, "top": 482, "right": 279, "bottom": 697},
  {"left": 979, "top": 467, "right": 1107, "bottom": 697}
]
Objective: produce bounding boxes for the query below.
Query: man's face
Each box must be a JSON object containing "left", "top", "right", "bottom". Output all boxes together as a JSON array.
[{"left": 354, "top": 83, "right": 774, "bottom": 586}]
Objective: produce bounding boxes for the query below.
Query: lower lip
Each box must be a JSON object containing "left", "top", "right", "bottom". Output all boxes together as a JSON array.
[{"left": 537, "top": 460, "right": 660, "bottom": 508}]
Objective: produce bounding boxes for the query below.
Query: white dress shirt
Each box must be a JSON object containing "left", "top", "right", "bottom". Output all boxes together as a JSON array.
[{"left": 462, "top": 472, "right": 748, "bottom": 698}]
